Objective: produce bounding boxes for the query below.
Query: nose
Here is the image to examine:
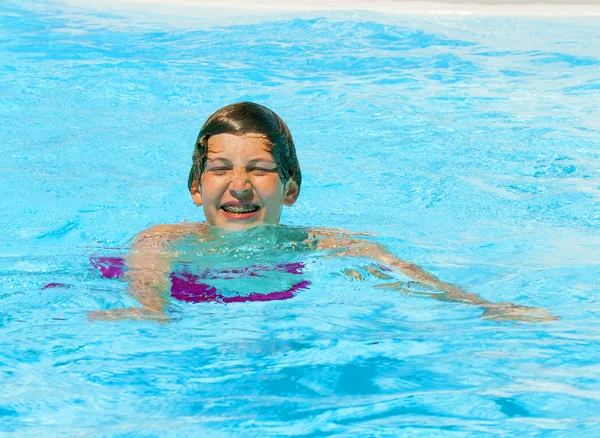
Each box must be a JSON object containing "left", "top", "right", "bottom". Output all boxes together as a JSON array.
[{"left": 228, "top": 171, "right": 252, "bottom": 199}]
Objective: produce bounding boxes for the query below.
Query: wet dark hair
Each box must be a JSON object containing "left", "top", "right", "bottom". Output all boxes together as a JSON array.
[{"left": 188, "top": 102, "right": 302, "bottom": 192}]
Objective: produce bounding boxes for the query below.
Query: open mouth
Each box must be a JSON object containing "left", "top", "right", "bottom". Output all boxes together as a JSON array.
[{"left": 220, "top": 203, "right": 260, "bottom": 219}]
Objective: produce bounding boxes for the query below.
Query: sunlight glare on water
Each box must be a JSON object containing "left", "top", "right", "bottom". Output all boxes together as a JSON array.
[{"left": 1, "top": 0, "right": 600, "bottom": 435}]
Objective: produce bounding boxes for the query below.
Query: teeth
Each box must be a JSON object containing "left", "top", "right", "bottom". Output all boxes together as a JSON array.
[{"left": 222, "top": 205, "right": 259, "bottom": 214}]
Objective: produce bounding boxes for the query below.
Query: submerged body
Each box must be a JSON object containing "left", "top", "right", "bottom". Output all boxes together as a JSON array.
[
  {"left": 89, "top": 223, "right": 556, "bottom": 323},
  {"left": 90, "top": 102, "right": 556, "bottom": 323}
]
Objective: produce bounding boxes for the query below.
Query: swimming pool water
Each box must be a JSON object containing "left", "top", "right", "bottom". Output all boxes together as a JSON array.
[{"left": 1, "top": 0, "right": 600, "bottom": 435}]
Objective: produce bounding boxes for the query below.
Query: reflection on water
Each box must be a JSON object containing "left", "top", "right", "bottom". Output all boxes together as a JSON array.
[{"left": 1, "top": 0, "right": 599, "bottom": 435}]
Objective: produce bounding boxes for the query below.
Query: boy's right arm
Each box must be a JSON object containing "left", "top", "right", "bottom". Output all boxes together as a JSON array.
[
  {"left": 89, "top": 223, "right": 201, "bottom": 321},
  {"left": 123, "top": 225, "right": 178, "bottom": 316}
]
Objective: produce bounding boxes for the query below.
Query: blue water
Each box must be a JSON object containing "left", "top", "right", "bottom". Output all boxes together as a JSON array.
[{"left": 2, "top": 0, "right": 600, "bottom": 435}]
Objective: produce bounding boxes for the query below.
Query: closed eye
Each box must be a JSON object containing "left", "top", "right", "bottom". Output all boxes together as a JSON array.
[
  {"left": 250, "top": 167, "right": 278, "bottom": 176},
  {"left": 207, "top": 167, "right": 231, "bottom": 175}
]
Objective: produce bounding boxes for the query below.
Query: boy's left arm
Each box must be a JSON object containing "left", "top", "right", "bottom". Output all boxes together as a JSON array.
[{"left": 314, "top": 233, "right": 557, "bottom": 323}]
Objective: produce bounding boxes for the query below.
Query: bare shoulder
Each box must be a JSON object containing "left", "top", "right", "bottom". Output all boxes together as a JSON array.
[
  {"left": 133, "top": 222, "right": 208, "bottom": 245},
  {"left": 307, "top": 226, "right": 373, "bottom": 239},
  {"left": 305, "top": 226, "right": 377, "bottom": 251},
  {"left": 307, "top": 227, "right": 412, "bottom": 269}
]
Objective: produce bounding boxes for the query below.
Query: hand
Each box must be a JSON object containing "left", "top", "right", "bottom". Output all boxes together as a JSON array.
[
  {"left": 481, "top": 302, "right": 559, "bottom": 323},
  {"left": 341, "top": 264, "right": 394, "bottom": 282},
  {"left": 88, "top": 307, "right": 169, "bottom": 322},
  {"left": 374, "top": 280, "right": 436, "bottom": 296},
  {"left": 375, "top": 282, "right": 559, "bottom": 324}
]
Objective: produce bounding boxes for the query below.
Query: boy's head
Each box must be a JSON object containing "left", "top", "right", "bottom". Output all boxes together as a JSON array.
[
  {"left": 188, "top": 102, "right": 302, "bottom": 229},
  {"left": 188, "top": 102, "right": 301, "bottom": 191}
]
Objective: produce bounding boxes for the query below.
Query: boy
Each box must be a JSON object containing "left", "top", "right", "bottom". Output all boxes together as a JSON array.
[{"left": 90, "top": 102, "right": 556, "bottom": 323}]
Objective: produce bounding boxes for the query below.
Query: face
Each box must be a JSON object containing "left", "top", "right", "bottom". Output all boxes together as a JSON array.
[{"left": 190, "top": 133, "right": 299, "bottom": 230}]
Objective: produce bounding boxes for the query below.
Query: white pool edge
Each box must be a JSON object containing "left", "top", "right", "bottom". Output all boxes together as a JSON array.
[{"left": 64, "top": 0, "right": 600, "bottom": 17}]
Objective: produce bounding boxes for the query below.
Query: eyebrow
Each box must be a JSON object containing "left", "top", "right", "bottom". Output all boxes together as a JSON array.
[{"left": 206, "top": 157, "right": 278, "bottom": 167}]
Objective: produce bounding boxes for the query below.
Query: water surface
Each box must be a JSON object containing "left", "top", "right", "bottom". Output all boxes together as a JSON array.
[{"left": 1, "top": 1, "right": 599, "bottom": 435}]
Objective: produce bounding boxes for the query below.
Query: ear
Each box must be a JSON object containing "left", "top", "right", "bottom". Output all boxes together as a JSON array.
[
  {"left": 190, "top": 180, "right": 203, "bottom": 206},
  {"left": 282, "top": 180, "right": 300, "bottom": 207}
]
